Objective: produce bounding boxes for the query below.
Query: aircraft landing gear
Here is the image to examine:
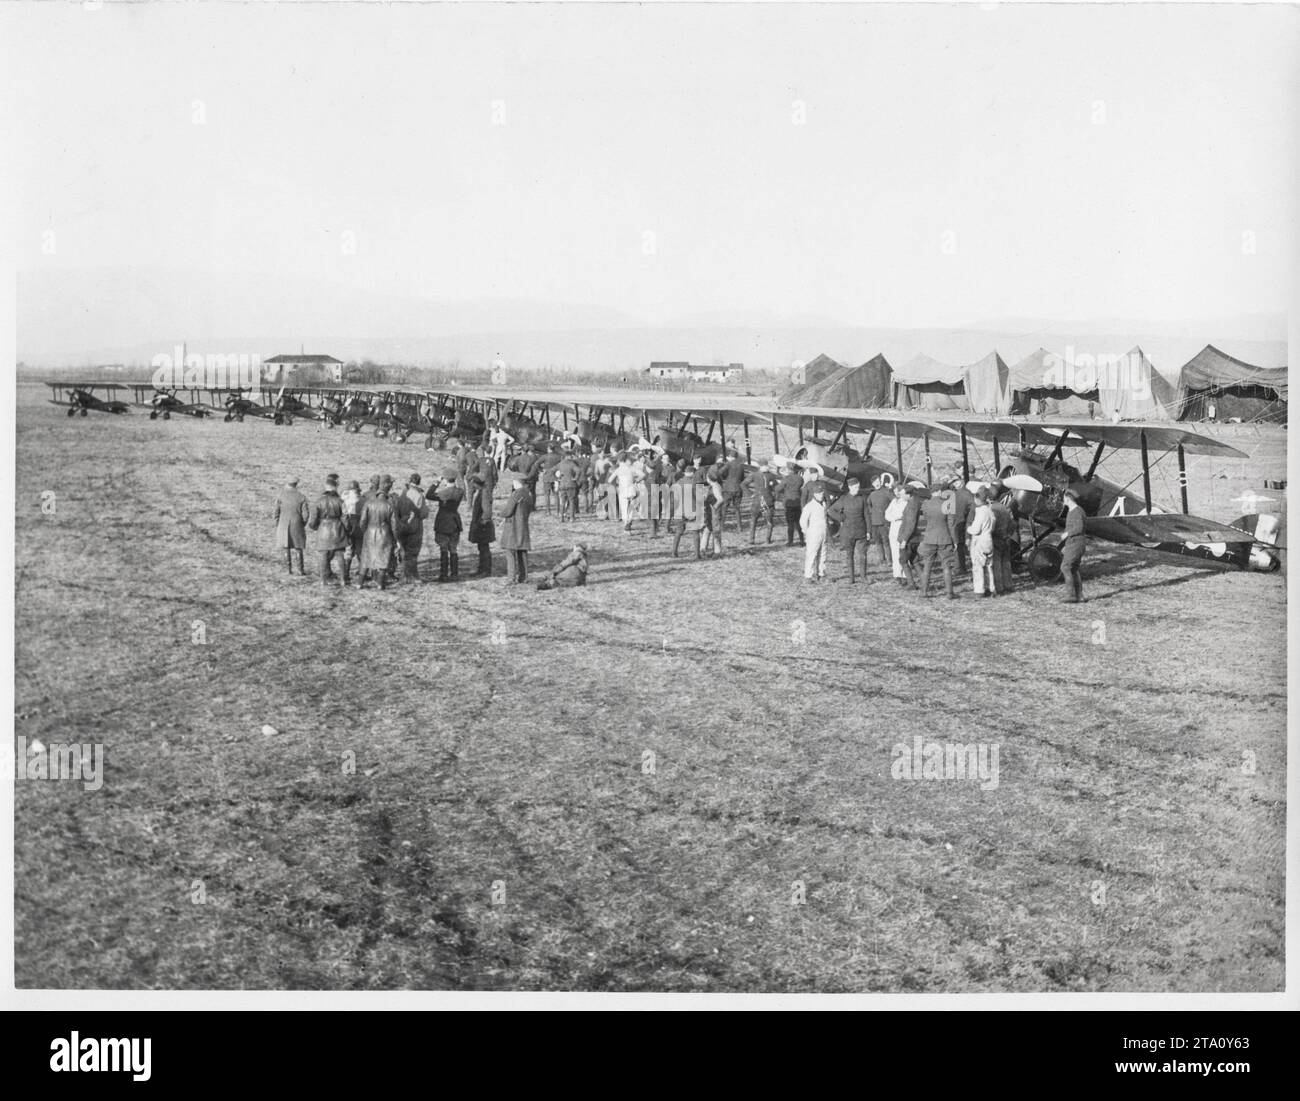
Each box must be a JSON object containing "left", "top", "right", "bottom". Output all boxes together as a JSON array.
[
  {"left": 1026, "top": 544, "right": 1062, "bottom": 583},
  {"left": 79, "top": 408, "right": 88, "bottom": 417},
  {"left": 162, "top": 410, "right": 171, "bottom": 420},
  {"left": 150, "top": 411, "right": 158, "bottom": 420},
  {"left": 67, "top": 407, "right": 76, "bottom": 417},
  {"left": 424, "top": 435, "right": 437, "bottom": 450}
]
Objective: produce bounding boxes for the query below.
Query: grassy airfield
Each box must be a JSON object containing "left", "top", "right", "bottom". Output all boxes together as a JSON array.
[{"left": 13, "top": 383, "right": 1286, "bottom": 991}]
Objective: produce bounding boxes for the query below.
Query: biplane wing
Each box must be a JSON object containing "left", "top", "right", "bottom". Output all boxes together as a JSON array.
[
  {"left": 1084, "top": 514, "right": 1257, "bottom": 546},
  {"left": 938, "top": 418, "right": 1249, "bottom": 459}
]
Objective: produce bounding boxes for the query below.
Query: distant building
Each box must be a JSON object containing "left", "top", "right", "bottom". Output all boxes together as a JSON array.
[
  {"left": 265, "top": 353, "right": 344, "bottom": 384},
  {"left": 644, "top": 361, "right": 744, "bottom": 382},
  {"left": 647, "top": 361, "right": 691, "bottom": 379}
]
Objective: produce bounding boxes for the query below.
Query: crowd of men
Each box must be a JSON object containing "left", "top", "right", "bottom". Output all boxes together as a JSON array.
[{"left": 271, "top": 430, "right": 1087, "bottom": 602}]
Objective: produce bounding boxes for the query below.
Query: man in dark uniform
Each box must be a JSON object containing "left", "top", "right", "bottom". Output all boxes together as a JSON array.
[
  {"left": 742, "top": 460, "right": 780, "bottom": 544},
  {"left": 918, "top": 488, "right": 958, "bottom": 599},
  {"left": 866, "top": 476, "right": 894, "bottom": 567},
  {"left": 896, "top": 485, "right": 924, "bottom": 589},
  {"left": 1059, "top": 489, "right": 1087, "bottom": 603},
  {"left": 717, "top": 449, "right": 745, "bottom": 533},
  {"left": 554, "top": 449, "right": 580, "bottom": 522},
  {"left": 432, "top": 469, "right": 465, "bottom": 582},
  {"left": 646, "top": 451, "right": 669, "bottom": 537},
  {"left": 500, "top": 477, "right": 533, "bottom": 583},
  {"left": 467, "top": 471, "right": 496, "bottom": 577},
  {"left": 947, "top": 476, "right": 975, "bottom": 575},
  {"left": 272, "top": 475, "right": 310, "bottom": 576},
  {"left": 307, "top": 473, "right": 350, "bottom": 585},
  {"left": 778, "top": 463, "right": 805, "bottom": 546},
  {"left": 828, "top": 476, "right": 872, "bottom": 583},
  {"left": 390, "top": 473, "right": 429, "bottom": 583},
  {"left": 539, "top": 444, "right": 564, "bottom": 512},
  {"left": 990, "top": 488, "right": 1016, "bottom": 594}
]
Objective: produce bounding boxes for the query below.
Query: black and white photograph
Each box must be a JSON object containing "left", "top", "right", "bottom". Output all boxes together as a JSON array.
[{"left": 3, "top": 0, "right": 1296, "bottom": 1015}]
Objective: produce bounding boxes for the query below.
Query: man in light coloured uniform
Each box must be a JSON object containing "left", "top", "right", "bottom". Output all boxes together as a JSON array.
[{"left": 799, "top": 482, "right": 829, "bottom": 583}]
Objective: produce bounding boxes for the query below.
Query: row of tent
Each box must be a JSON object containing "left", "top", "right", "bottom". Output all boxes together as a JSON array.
[{"left": 784, "top": 345, "right": 1288, "bottom": 423}]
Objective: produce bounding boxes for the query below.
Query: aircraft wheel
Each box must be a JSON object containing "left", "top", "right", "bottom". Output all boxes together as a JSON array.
[
  {"left": 236, "top": 413, "right": 245, "bottom": 422},
  {"left": 162, "top": 410, "right": 171, "bottom": 420},
  {"left": 80, "top": 408, "right": 88, "bottom": 417},
  {"left": 374, "top": 427, "right": 387, "bottom": 438},
  {"left": 424, "top": 435, "right": 436, "bottom": 451},
  {"left": 283, "top": 414, "right": 294, "bottom": 426},
  {"left": 1026, "top": 544, "right": 1062, "bottom": 583},
  {"left": 67, "top": 407, "right": 76, "bottom": 417},
  {"left": 150, "top": 411, "right": 158, "bottom": 420},
  {"left": 224, "top": 413, "right": 233, "bottom": 422},
  {"left": 324, "top": 420, "right": 335, "bottom": 429}
]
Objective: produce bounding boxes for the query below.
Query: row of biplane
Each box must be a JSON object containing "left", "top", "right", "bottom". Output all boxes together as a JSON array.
[{"left": 47, "top": 379, "right": 1286, "bottom": 578}]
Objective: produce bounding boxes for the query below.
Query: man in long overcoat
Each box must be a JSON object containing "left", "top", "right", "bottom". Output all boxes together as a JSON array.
[
  {"left": 357, "top": 475, "right": 400, "bottom": 590},
  {"left": 499, "top": 477, "right": 534, "bottom": 584},
  {"left": 307, "top": 473, "right": 350, "bottom": 585},
  {"left": 273, "top": 476, "right": 310, "bottom": 576}
]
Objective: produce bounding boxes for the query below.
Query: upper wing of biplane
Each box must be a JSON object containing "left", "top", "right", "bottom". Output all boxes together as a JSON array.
[{"left": 936, "top": 418, "right": 1249, "bottom": 459}]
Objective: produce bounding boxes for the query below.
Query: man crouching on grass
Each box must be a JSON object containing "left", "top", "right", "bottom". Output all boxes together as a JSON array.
[{"left": 536, "top": 543, "right": 589, "bottom": 590}]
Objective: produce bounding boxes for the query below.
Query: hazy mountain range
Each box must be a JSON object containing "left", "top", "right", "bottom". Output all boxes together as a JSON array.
[{"left": 19, "top": 267, "right": 1288, "bottom": 379}]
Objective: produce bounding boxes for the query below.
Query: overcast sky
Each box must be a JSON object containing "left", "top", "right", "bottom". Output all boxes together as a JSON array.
[{"left": 4, "top": 2, "right": 1297, "bottom": 336}]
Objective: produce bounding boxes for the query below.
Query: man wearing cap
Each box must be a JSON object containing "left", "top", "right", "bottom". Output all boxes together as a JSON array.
[
  {"left": 554, "top": 448, "right": 581, "bottom": 522},
  {"left": 948, "top": 477, "right": 975, "bottom": 575},
  {"left": 828, "top": 476, "right": 872, "bottom": 584},
  {"left": 432, "top": 469, "right": 465, "bottom": 582},
  {"left": 799, "top": 482, "right": 830, "bottom": 583},
  {"left": 779, "top": 463, "right": 805, "bottom": 547},
  {"left": 990, "top": 488, "right": 1016, "bottom": 594},
  {"left": 500, "top": 476, "right": 533, "bottom": 583},
  {"left": 896, "top": 484, "right": 925, "bottom": 589},
  {"left": 867, "top": 476, "right": 894, "bottom": 567},
  {"left": 611, "top": 452, "right": 640, "bottom": 533},
  {"left": 390, "top": 473, "right": 430, "bottom": 583},
  {"left": 272, "top": 476, "right": 310, "bottom": 577},
  {"left": 885, "top": 482, "right": 910, "bottom": 584},
  {"left": 467, "top": 471, "right": 496, "bottom": 577},
  {"left": 356, "top": 475, "right": 400, "bottom": 590},
  {"left": 307, "top": 473, "right": 350, "bottom": 585},
  {"left": 539, "top": 443, "right": 564, "bottom": 513},
  {"left": 716, "top": 449, "right": 745, "bottom": 533},
  {"left": 918, "top": 488, "right": 959, "bottom": 599},
  {"left": 536, "top": 542, "right": 589, "bottom": 590},
  {"left": 742, "top": 460, "right": 780, "bottom": 544},
  {"left": 1059, "top": 489, "right": 1087, "bottom": 603},
  {"left": 967, "top": 486, "right": 997, "bottom": 596},
  {"left": 341, "top": 479, "right": 364, "bottom": 572}
]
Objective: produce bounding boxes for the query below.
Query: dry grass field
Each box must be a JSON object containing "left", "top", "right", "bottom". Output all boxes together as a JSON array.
[{"left": 13, "top": 383, "right": 1287, "bottom": 992}]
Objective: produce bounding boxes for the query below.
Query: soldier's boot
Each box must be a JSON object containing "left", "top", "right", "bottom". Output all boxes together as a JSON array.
[
  {"left": 944, "top": 562, "right": 957, "bottom": 599},
  {"left": 694, "top": 530, "right": 703, "bottom": 559},
  {"left": 714, "top": 531, "right": 724, "bottom": 557},
  {"left": 478, "top": 547, "right": 492, "bottom": 576},
  {"left": 342, "top": 560, "right": 351, "bottom": 585},
  {"left": 438, "top": 549, "right": 450, "bottom": 583},
  {"left": 285, "top": 550, "right": 294, "bottom": 575},
  {"left": 672, "top": 529, "right": 683, "bottom": 557},
  {"left": 450, "top": 553, "right": 459, "bottom": 581},
  {"left": 766, "top": 518, "right": 775, "bottom": 544},
  {"left": 518, "top": 551, "right": 528, "bottom": 583},
  {"left": 919, "top": 560, "right": 933, "bottom": 597},
  {"left": 750, "top": 512, "right": 759, "bottom": 544}
]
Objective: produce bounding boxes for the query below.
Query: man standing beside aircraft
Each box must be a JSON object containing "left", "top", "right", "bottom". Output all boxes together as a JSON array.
[
  {"left": 867, "top": 476, "right": 894, "bottom": 567},
  {"left": 779, "top": 463, "right": 805, "bottom": 547},
  {"left": 1059, "top": 489, "right": 1087, "bottom": 603},
  {"left": 885, "top": 482, "right": 910, "bottom": 585},
  {"left": 967, "top": 487, "right": 996, "bottom": 596},
  {"left": 554, "top": 448, "right": 581, "bottom": 522},
  {"left": 897, "top": 484, "right": 925, "bottom": 590},
  {"left": 990, "top": 489, "right": 1016, "bottom": 594},
  {"left": 742, "top": 460, "right": 779, "bottom": 544},
  {"left": 272, "top": 475, "right": 310, "bottom": 577},
  {"left": 918, "top": 489, "right": 958, "bottom": 599},
  {"left": 611, "top": 452, "right": 641, "bottom": 532},
  {"left": 828, "top": 476, "right": 871, "bottom": 584},
  {"left": 948, "top": 476, "right": 975, "bottom": 575},
  {"left": 800, "top": 482, "right": 830, "bottom": 583}
]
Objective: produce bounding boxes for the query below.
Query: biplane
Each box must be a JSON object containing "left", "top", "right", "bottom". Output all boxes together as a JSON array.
[
  {"left": 764, "top": 406, "right": 1282, "bottom": 576},
  {"left": 129, "top": 385, "right": 213, "bottom": 420},
  {"left": 936, "top": 418, "right": 1283, "bottom": 576},
  {"left": 46, "top": 382, "right": 131, "bottom": 417}
]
